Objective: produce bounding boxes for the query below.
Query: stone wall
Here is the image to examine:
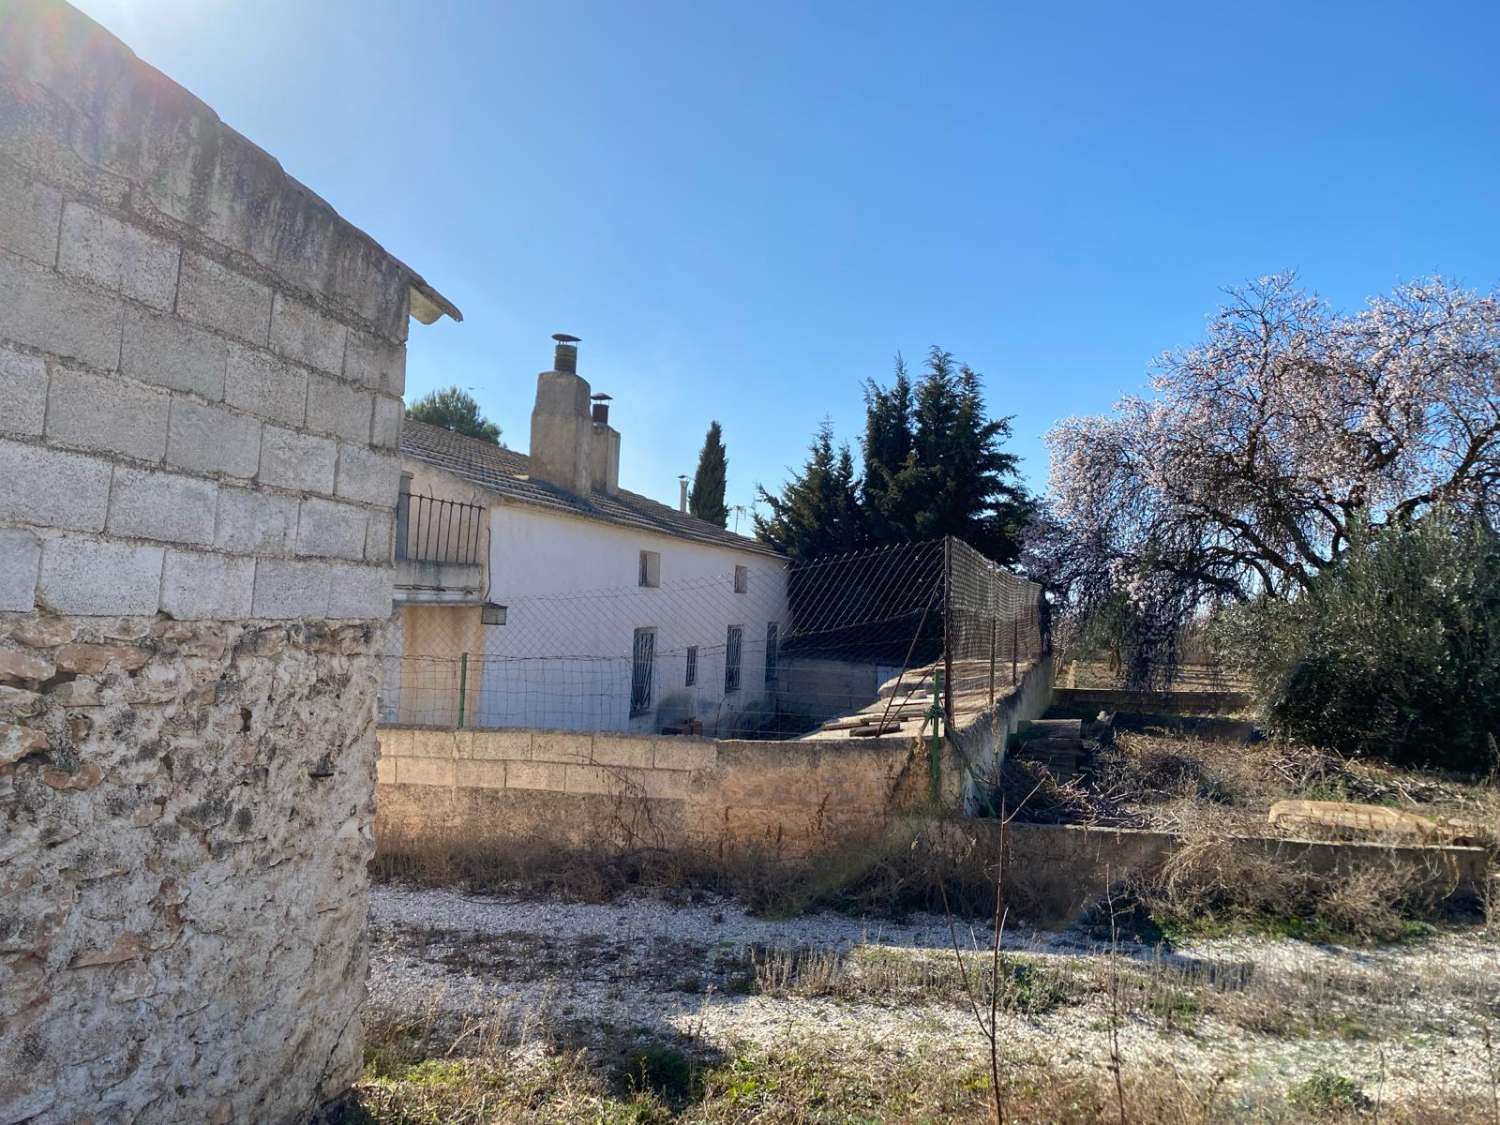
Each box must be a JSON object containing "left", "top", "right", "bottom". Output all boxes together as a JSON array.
[
  {"left": 376, "top": 727, "right": 934, "bottom": 858},
  {"left": 374, "top": 661, "right": 1057, "bottom": 857},
  {"left": 990, "top": 820, "right": 1489, "bottom": 928},
  {"left": 0, "top": 3, "right": 452, "bottom": 1122}
]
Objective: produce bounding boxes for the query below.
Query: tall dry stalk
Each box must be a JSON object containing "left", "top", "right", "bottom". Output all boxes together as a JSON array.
[
  {"left": 1104, "top": 873, "right": 1127, "bottom": 1125},
  {"left": 940, "top": 783, "right": 1043, "bottom": 1125},
  {"left": 1484, "top": 1021, "right": 1499, "bottom": 1125},
  {"left": 1373, "top": 1047, "right": 1385, "bottom": 1125},
  {"left": 941, "top": 812, "right": 1006, "bottom": 1123}
]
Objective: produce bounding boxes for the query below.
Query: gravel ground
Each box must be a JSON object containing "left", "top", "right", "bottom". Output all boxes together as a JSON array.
[{"left": 368, "top": 885, "right": 1500, "bottom": 1102}]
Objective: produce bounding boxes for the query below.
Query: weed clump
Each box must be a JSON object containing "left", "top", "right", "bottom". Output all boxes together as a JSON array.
[{"left": 1286, "top": 1071, "right": 1372, "bottom": 1114}]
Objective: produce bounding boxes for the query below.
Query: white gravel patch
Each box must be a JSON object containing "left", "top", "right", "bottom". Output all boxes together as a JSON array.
[{"left": 368, "top": 885, "right": 1500, "bottom": 1102}]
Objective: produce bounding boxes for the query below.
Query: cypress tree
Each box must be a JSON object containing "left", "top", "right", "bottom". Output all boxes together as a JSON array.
[{"left": 688, "top": 421, "right": 729, "bottom": 527}]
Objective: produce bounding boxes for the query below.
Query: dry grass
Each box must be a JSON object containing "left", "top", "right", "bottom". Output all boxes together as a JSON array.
[
  {"left": 1127, "top": 812, "right": 1457, "bottom": 944},
  {"left": 372, "top": 814, "right": 1005, "bottom": 924},
  {"left": 750, "top": 944, "right": 1071, "bottom": 1015},
  {"left": 1084, "top": 729, "right": 1499, "bottom": 837},
  {"left": 338, "top": 997, "right": 1500, "bottom": 1124}
]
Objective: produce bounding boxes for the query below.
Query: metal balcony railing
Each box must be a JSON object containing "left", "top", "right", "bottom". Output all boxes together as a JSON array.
[{"left": 395, "top": 492, "right": 486, "bottom": 566}]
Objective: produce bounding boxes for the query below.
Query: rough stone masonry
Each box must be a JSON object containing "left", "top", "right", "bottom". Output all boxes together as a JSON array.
[{"left": 0, "top": 3, "right": 458, "bottom": 1121}]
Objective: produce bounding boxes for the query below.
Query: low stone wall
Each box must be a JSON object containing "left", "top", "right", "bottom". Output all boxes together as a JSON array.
[
  {"left": 995, "top": 821, "right": 1489, "bottom": 928},
  {"left": 951, "top": 655, "right": 1055, "bottom": 809},
  {"left": 376, "top": 658, "right": 1057, "bottom": 856},
  {"left": 377, "top": 727, "right": 933, "bottom": 856}
]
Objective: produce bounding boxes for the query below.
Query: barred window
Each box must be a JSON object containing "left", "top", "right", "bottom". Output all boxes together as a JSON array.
[
  {"left": 764, "top": 621, "right": 779, "bottom": 685},
  {"left": 724, "top": 625, "right": 743, "bottom": 693},
  {"left": 685, "top": 645, "right": 698, "bottom": 687},
  {"left": 630, "top": 627, "right": 656, "bottom": 716}
]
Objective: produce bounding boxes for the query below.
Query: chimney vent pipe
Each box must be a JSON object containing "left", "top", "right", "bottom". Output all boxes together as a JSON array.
[
  {"left": 679, "top": 475, "right": 689, "bottom": 514},
  {"left": 591, "top": 393, "right": 611, "bottom": 424},
  {"left": 552, "top": 332, "right": 580, "bottom": 374}
]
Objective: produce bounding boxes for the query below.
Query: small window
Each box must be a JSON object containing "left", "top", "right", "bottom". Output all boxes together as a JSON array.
[
  {"left": 630, "top": 627, "right": 656, "bottom": 716},
  {"left": 724, "top": 625, "right": 743, "bottom": 693},
  {"left": 481, "top": 603, "right": 507, "bottom": 626},
  {"left": 638, "top": 550, "right": 661, "bottom": 588},
  {"left": 733, "top": 565, "right": 748, "bottom": 594},
  {"left": 685, "top": 645, "right": 698, "bottom": 687},
  {"left": 765, "top": 621, "right": 779, "bottom": 685}
]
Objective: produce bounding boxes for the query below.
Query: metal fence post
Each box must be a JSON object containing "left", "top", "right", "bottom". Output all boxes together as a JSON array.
[
  {"left": 457, "top": 652, "right": 469, "bottom": 728},
  {"left": 942, "top": 538, "right": 954, "bottom": 730},
  {"left": 988, "top": 567, "right": 997, "bottom": 707},
  {"left": 1012, "top": 616, "right": 1019, "bottom": 685}
]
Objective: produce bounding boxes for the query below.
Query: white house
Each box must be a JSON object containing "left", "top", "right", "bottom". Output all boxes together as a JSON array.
[{"left": 383, "top": 336, "right": 789, "bottom": 735}]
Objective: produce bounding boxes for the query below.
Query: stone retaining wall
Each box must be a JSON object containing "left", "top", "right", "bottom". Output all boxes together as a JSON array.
[
  {"left": 377, "top": 727, "right": 932, "bottom": 856},
  {"left": 376, "top": 660, "right": 1058, "bottom": 855},
  {"left": 0, "top": 3, "right": 451, "bottom": 1121}
]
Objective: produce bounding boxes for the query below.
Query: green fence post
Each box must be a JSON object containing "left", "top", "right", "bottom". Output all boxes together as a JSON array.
[{"left": 928, "top": 668, "right": 945, "bottom": 801}]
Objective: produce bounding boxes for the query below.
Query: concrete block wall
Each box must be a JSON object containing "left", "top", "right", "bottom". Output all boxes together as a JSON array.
[
  {"left": 0, "top": 4, "right": 454, "bottom": 1123},
  {"left": 376, "top": 726, "right": 927, "bottom": 856}
]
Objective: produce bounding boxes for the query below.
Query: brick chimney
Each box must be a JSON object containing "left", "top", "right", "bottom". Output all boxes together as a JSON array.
[
  {"left": 529, "top": 334, "right": 593, "bottom": 495},
  {"left": 590, "top": 393, "right": 620, "bottom": 496}
]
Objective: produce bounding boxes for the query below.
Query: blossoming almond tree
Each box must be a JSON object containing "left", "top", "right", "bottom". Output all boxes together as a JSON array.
[{"left": 1035, "top": 274, "right": 1500, "bottom": 679}]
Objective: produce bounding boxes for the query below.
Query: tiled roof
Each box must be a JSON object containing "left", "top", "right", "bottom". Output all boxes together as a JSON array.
[{"left": 400, "top": 419, "right": 784, "bottom": 558}]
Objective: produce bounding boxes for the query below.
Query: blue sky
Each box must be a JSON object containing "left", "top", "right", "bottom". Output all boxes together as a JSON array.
[{"left": 77, "top": 0, "right": 1500, "bottom": 526}]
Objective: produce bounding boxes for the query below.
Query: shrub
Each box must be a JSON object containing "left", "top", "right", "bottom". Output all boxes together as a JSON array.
[
  {"left": 1218, "top": 510, "right": 1500, "bottom": 774},
  {"left": 1286, "top": 1071, "right": 1372, "bottom": 1114}
]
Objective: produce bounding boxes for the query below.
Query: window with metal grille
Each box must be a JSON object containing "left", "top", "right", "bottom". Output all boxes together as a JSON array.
[
  {"left": 630, "top": 627, "right": 656, "bottom": 716},
  {"left": 684, "top": 645, "right": 698, "bottom": 687},
  {"left": 638, "top": 550, "right": 661, "bottom": 588},
  {"left": 724, "top": 625, "right": 742, "bottom": 693},
  {"left": 764, "top": 621, "right": 779, "bottom": 685},
  {"left": 733, "top": 565, "right": 748, "bottom": 593}
]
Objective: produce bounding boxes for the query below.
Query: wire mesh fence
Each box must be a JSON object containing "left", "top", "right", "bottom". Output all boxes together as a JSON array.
[{"left": 379, "top": 536, "right": 1046, "bottom": 740}]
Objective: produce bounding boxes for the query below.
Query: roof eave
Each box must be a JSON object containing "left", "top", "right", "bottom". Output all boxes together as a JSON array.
[{"left": 409, "top": 278, "right": 462, "bottom": 324}]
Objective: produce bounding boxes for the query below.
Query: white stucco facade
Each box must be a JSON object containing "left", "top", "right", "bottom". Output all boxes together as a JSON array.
[
  {"left": 386, "top": 460, "right": 789, "bottom": 735},
  {"left": 478, "top": 505, "right": 789, "bottom": 732}
]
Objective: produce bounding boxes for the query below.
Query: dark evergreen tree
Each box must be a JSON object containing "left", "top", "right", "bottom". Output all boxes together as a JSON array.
[
  {"left": 406, "top": 386, "right": 502, "bottom": 445},
  {"left": 860, "top": 347, "right": 1031, "bottom": 563},
  {"left": 753, "top": 421, "right": 864, "bottom": 560},
  {"left": 861, "top": 354, "right": 915, "bottom": 543},
  {"left": 688, "top": 421, "right": 729, "bottom": 527}
]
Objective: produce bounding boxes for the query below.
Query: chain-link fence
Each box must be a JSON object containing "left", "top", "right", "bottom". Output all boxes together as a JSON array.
[{"left": 379, "top": 536, "right": 1046, "bottom": 739}]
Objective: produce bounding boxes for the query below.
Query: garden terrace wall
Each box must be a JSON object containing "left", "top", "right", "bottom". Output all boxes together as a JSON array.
[
  {"left": 0, "top": 3, "right": 453, "bottom": 1122},
  {"left": 376, "top": 727, "right": 944, "bottom": 856},
  {"left": 992, "top": 821, "right": 1490, "bottom": 928},
  {"left": 376, "top": 658, "right": 1056, "bottom": 856}
]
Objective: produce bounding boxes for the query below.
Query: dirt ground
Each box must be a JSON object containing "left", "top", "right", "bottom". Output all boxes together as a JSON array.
[{"left": 363, "top": 883, "right": 1500, "bottom": 1119}]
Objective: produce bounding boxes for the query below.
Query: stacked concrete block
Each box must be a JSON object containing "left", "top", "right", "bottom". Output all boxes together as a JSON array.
[{"left": 0, "top": 2, "right": 458, "bottom": 1124}]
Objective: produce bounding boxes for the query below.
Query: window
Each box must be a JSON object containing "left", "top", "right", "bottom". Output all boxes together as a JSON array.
[
  {"left": 733, "top": 565, "right": 748, "bottom": 594},
  {"left": 638, "top": 550, "right": 661, "bottom": 588},
  {"left": 481, "top": 603, "right": 507, "bottom": 625},
  {"left": 764, "top": 622, "right": 779, "bottom": 685},
  {"left": 724, "top": 625, "right": 743, "bottom": 693},
  {"left": 684, "top": 645, "right": 698, "bottom": 687},
  {"left": 630, "top": 627, "right": 656, "bottom": 716}
]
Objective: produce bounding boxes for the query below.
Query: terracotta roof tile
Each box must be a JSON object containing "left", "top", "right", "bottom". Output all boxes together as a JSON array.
[{"left": 401, "top": 419, "right": 783, "bottom": 558}]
